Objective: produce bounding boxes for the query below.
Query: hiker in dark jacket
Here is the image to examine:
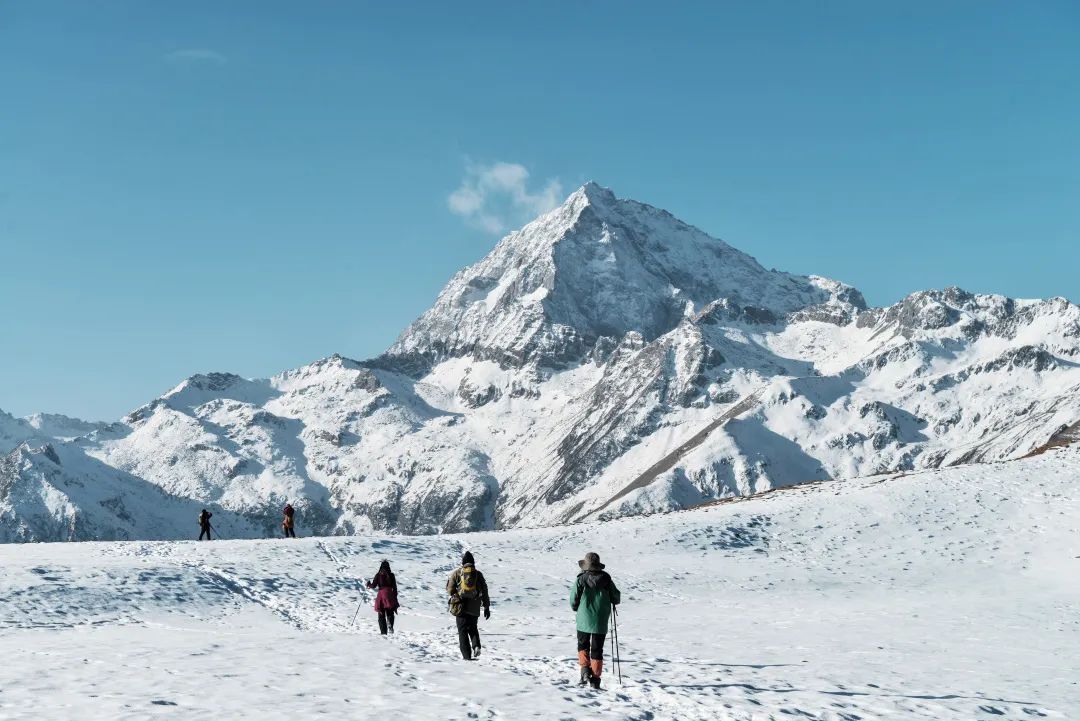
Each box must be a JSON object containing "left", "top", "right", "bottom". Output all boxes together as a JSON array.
[
  {"left": 571, "top": 552, "right": 621, "bottom": 688},
  {"left": 282, "top": 503, "right": 296, "bottom": 538},
  {"left": 366, "top": 560, "right": 399, "bottom": 634},
  {"left": 198, "top": 509, "right": 213, "bottom": 541},
  {"left": 446, "top": 551, "right": 490, "bottom": 660}
]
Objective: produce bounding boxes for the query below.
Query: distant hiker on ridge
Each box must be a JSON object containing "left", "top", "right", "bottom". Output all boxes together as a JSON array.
[
  {"left": 446, "top": 551, "right": 490, "bottom": 660},
  {"left": 571, "top": 552, "right": 621, "bottom": 689},
  {"left": 282, "top": 502, "right": 296, "bottom": 538},
  {"left": 366, "top": 560, "right": 399, "bottom": 634},
  {"left": 198, "top": 509, "right": 213, "bottom": 541}
]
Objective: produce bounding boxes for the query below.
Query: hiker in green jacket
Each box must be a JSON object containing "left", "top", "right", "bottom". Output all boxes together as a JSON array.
[{"left": 570, "top": 552, "right": 621, "bottom": 689}]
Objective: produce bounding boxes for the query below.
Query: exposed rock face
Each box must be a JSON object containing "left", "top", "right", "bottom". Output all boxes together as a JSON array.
[{"left": 2, "top": 184, "right": 1079, "bottom": 540}]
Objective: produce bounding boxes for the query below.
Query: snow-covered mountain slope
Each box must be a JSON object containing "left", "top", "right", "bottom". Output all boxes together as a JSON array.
[
  {"left": 1, "top": 448, "right": 1076, "bottom": 720},
  {"left": 0, "top": 408, "right": 109, "bottom": 453},
  {"left": 2, "top": 183, "right": 1079, "bottom": 540},
  {"left": 0, "top": 440, "right": 263, "bottom": 542}
]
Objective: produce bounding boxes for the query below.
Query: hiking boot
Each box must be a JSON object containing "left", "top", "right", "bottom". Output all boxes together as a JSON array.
[
  {"left": 587, "top": 659, "right": 603, "bottom": 690},
  {"left": 472, "top": 645, "right": 481, "bottom": 659},
  {"left": 579, "top": 666, "right": 592, "bottom": 686}
]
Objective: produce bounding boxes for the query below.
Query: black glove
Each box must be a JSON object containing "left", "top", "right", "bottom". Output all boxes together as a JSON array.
[{"left": 484, "top": 607, "right": 491, "bottom": 620}]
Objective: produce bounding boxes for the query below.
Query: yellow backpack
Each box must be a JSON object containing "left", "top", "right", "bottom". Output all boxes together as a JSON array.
[{"left": 458, "top": 564, "right": 479, "bottom": 599}]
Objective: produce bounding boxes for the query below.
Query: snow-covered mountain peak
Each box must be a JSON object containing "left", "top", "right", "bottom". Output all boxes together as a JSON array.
[
  {"left": 1, "top": 408, "right": 110, "bottom": 455},
  {"left": 22, "top": 412, "right": 99, "bottom": 436},
  {"left": 386, "top": 184, "right": 864, "bottom": 373},
  {"left": 565, "top": 180, "right": 617, "bottom": 208},
  {"left": 858, "top": 286, "right": 1080, "bottom": 346},
  {"left": 160, "top": 372, "right": 276, "bottom": 411},
  {"left": 271, "top": 353, "right": 380, "bottom": 394}
]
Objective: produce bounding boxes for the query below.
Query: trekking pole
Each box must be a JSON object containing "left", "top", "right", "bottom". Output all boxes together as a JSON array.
[
  {"left": 610, "top": 631, "right": 616, "bottom": 682},
  {"left": 209, "top": 524, "right": 222, "bottom": 540},
  {"left": 612, "top": 605, "right": 623, "bottom": 685},
  {"left": 350, "top": 578, "right": 367, "bottom": 626}
]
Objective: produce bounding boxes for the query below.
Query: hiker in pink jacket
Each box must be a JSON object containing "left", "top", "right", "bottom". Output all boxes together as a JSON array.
[{"left": 366, "top": 560, "right": 399, "bottom": 634}]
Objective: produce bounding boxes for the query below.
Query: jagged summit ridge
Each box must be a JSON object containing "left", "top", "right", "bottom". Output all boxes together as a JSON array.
[{"left": 385, "top": 183, "right": 865, "bottom": 372}]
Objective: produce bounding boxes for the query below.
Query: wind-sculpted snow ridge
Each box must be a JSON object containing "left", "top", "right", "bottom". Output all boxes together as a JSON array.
[
  {"left": 2, "top": 183, "right": 1080, "bottom": 540},
  {"left": 0, "top": 449, "right": 1076, "bottom": 719}
]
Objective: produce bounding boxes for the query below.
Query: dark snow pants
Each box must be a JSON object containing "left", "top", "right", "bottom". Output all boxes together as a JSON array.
[
  {"left": 577, "top": 631, "right": 606, "bottom": 662},
  {"left": 198, "top": 526, "right": 211, "bottom": 541},
  {"left": 378, "top": 609, "right": 395, "bottom": 635},
  {"left": 283, "top": 525, "right": 295, "bottom": 538},
  {"left": 578, "top": 630, "right": 607, "bottom": 678},
  {"left": 456, "top": 614, "right": 481, "bottom": 659}
]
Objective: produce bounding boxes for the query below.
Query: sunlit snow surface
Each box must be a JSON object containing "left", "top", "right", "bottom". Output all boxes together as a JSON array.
[{"left": 1, "top": 448, "right": 1077, "bottom": 720}]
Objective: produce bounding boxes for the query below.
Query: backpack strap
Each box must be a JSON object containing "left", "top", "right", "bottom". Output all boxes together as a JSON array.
[{"left": 571, "top": 574, "right": 584, "bottom": 611}]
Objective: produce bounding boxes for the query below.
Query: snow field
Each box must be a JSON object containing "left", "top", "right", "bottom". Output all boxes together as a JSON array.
[{"left": 0, "top": 447, "right": 1078, "bottom": 720}]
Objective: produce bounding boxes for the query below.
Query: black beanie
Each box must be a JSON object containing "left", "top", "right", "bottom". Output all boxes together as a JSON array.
[{"left": 462, "top": 551, "right": 475, "bottom": 566}]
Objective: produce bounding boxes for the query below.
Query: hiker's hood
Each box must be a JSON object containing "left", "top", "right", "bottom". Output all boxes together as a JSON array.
[{"left": 581, "top": 570, "right": 611, "bottom": 589}]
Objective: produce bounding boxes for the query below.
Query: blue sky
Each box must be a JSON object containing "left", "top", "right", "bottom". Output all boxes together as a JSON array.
[{"left": 2, "top": 1, "right": 1078, "bottom": 420}]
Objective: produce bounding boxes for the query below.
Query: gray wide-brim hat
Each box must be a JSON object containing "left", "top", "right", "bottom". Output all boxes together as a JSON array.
[{"left": 578, "top": 552, "right": 605, "bottom": 570}]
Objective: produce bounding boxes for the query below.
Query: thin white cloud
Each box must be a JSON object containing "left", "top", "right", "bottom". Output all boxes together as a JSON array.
[
  {"left": 164, "top": 48, "right": 228, "bottom": 65},
  {"left": 448, "top": 161, "right": 563, "bottom": 234}
]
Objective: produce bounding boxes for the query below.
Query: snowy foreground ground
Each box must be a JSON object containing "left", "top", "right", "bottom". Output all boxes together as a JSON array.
[{"left": 1, "top": 449, "right": 1078, "bottom": 720}]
